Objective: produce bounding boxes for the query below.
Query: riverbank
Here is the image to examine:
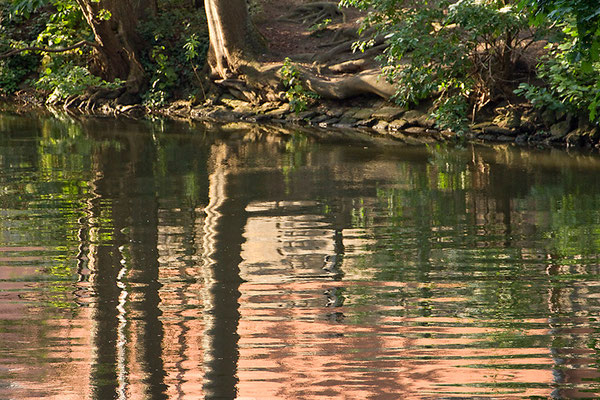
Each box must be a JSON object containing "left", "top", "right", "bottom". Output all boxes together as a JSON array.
[
  {"left": 2, "top": 88, "right": 600, "bottom": 151},
  {"left": 2, "top": 0, "right": 598, "bottom": 151},
  {"left": 161, "top": 94, "right": 600, "bottom": 149}
]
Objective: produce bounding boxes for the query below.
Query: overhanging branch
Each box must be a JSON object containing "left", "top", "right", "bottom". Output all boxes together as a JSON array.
[{"left": 0, "top": 40, "right": 99, "bottom": 59}]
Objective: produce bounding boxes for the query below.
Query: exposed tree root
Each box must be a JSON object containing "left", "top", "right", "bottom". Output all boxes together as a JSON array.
[
  {"left": 289, "top": 33, "right": 386, "bottom": 73},
  {"left": 59, "top": 86, "right": 138, "bottom": 115},
  {"left": 302, "top": 68, "right": 395, "bottom": 100},
  {"left": 203, "top": 2, "right": 396, "bottom": 111},
  {"left": 330, "top": 26, "right": 359, "bottom": 43},
  {"left": 280, "top": 2, "right": 346, "bottom": 25},
  {"left": 214, "top": 78, "right": 258, "bottom": 102},
  {"left": 327, "top": 58, "right": 371, "bottom": 74},
  {"left": 214, "top": 58, "right": 394, "bottom": 103},
  {"left": 315, "top": 36, "right": 386, "bottom": 64}
]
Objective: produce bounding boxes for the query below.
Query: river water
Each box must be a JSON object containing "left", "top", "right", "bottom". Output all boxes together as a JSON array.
[{"left": 1, "top": 112, "right": 600, "bottom": 399}]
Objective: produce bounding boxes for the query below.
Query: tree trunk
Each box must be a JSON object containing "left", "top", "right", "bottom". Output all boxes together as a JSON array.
[
  {"left": 202, "top": 0, "right": 393, "bottom": 103},
  {"left": 76, "top": 0, "right": 156, "bottom": 93},
  {"left": 203, "top": 0, "right": 262, "bottom": 79}
]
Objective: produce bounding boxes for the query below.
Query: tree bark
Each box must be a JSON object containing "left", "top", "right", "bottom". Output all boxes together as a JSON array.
[
  {"left": 203, "top": 0, "right": 262, "bottom": 79},
  {"left": 75, "top": 0, "right": 156, "bottom": 93}
]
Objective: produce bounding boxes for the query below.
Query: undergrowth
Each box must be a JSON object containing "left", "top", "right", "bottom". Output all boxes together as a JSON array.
[
  {"left": 515, "top": 12, "right": 600, "bottom": 125},
  {"left": 36, "top": 61, "right": 122, "bottom": 103},
  {"left": 1, "top": 0, "right": 208, "bottom": 106},
  {"left": 0, "top": 3, "right": 43, "bottom": 94},
  {"left": 138, "top": 1, "right": 208, "bottom": 107}
]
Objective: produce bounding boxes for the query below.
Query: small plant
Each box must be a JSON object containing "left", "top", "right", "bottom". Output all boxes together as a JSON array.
[
  {"left": 309, "top": 18, "right": 332, "bottom": 33},
  {"left": 183, "top": 33, "right": 208, "bottom": 100},
  {"left": 97, "top": 9, "right": 111, "bottom": 21},
  {"left": 431, "top": 96, "right": 470, "bottom": 135},
  {"left": 183, "top": 33, "right": 202, "bottom": 62},
  {"left": 143, "top": 45, "right": 178, "bottom": 107},
  {"left": 280, "top": 57, "right": 319, "bottom": 113}
]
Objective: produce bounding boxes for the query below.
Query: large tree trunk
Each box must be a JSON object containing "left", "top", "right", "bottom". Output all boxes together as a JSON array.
[
  {"left": 76, "top": 0, "right": 156, "bottom": 93},
  {"left": 204, "top": 0, "right": 262, "bottom": 79},
  {"left": 202, "top": 0, "right": 393, "bottom": 102}
]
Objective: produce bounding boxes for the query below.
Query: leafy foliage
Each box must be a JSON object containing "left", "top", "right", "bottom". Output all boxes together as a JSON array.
[
  {"left": 138, "top": 4, "right": 208, "bottom": 107},
  {"left": 431, "top": 96, "right": 470, "bottom": 135},
  {"left": 0, "top": 3, "right": 42, "bottom": 93},
  {"left": 33, "top": 1, "right": 87, "bottom": 47},
  {"left": 8, "top": 0, "right": 50, "bottom": 18},
  {"left": 515, "top": 41, "right": 600, "bottom": 123},
  {"left": 1, "top": 0, "right": 208, "bottom": 104},
  {"left": 280, "top": 57, "right": 319, "bottom": 113},
  {"left": 143, "top": 45, "right": 178, "bottom": 107},
  {"left": 520, "top": 0, "right": 600, "bottom": 62},
  {"left": 1, "top": 0, "right": 93, "bottom": 95},
  {"left": 340, "top": 0, "right": 529, "bottom": 133},
  {"left": 9, "top": 0, "right": 89, "bottom": 48},
  {"left": 309, "top": 18, "right": 332, "bottom": 34},
  {"left": 35, "top": 62, "right": 122, "bottom": 102},
  {"left": 514, "top": 0, "right": 600, "bottom": 124}
]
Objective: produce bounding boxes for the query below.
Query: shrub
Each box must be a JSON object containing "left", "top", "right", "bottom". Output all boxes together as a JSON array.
[
  {"left": 138, "top": 5, "right": 209, "bottom": 106},
  {"left": 340, "top": 0, "right": 530, "bottom": 133},
  {"left": 515, "top": 40, "right": 600, "bottom": 124},
  {"left": 514, "top": 0, "right": 600, "bottom": 124},
  {"left": 35, "top": 62, "right": 122, "bottom": 103},
  {"left": 0, "top": 3, "right": 41, "bottom": 94},
  {"left": 518, "top": 0, "right": 600, "bottom": 63}
]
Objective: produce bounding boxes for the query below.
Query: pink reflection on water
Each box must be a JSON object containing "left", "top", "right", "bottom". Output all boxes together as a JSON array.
[{"left": 236, "top": 280, "right": 557, "bottom": 399}]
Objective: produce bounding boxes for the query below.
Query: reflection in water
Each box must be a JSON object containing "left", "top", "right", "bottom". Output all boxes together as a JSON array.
[
  {"left": 1, "top": 113, "right": 600, "bottom": 398},
  {"left": 202, "top": 143, "right": 243, "bottom": 399}
]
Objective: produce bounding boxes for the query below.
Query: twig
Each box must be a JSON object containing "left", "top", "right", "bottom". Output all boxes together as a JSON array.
[{"left": 0, "top": 40, "right": 99, "bottom": 59}]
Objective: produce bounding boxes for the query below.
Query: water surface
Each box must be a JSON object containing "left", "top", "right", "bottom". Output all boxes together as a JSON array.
[{"left": 1, "top": 113, "right": 600, "bottom": 399}]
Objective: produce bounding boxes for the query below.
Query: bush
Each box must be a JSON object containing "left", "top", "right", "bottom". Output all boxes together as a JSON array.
[
  {"left": 515, "top": 40, "right": 600, "bottom": 124},
  {"left": 0, "top": 0, "right": 96, "bottom": 97},
  {"left": 0, "top": 3, "right": 42, "bottom": 94},
  {"left": 514, "top": 0, "right": 600, "bottom": 124},
  {"left": 340, "top": 0, "right": 529, "bottom": 133},
  {"left": 35, "top": 62, "right": 122, "bottom": 103},
  {"left": 518, "top": 0, "right": 600, "bottom": 63},
  {"left": 0, "top": 36, "right": 39, "bottom": 93},
  {"left": 280, "top": 57, "right": 319, "bottom": 113}
]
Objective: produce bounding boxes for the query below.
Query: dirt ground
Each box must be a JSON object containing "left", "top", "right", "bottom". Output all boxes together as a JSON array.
[{"left": 252, "top": 0, "right": 364, "bottom": 59}]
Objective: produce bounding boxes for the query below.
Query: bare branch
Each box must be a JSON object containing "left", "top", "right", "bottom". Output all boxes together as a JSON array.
[{"left": 0, "top": 40, "right": 99, "bottom": 59}]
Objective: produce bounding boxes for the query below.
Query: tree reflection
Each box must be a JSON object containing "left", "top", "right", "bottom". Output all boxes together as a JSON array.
[
  {"left": 5, "top": 112, "right": 600, "bottom": 398},
  {"left": 201, "top": 143, "right": 244, "bottom": 398},
  {"left": 75, "top": 122, "right": 168, "bottom": 399},
  {"left": 79, "top": 121, "right": 247, "bottom": 399}
]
